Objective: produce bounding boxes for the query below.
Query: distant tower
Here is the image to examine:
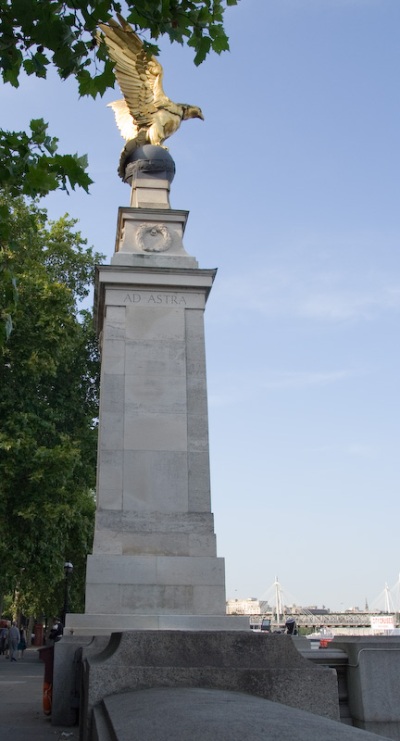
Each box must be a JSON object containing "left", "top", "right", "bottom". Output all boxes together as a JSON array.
[{"left": 365, "top": 597, "right": 369, "bottom": 612}]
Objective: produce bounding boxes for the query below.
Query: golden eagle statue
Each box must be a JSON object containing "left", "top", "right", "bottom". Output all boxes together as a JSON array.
[{"left": 98, "top": 16, "right": 204, "bottom": 174}]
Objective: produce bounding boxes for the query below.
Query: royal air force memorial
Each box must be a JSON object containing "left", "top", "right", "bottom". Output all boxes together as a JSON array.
[
  {"left": 66, "top": 18, "right": 247, "bottom": 634},
  {"left": 56, "top": 23, "right": 341, "bottom": 736}
]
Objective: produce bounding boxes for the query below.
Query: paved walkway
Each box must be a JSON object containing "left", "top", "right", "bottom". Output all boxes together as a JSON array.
[{"left": 0, "top": 646, "right": 78, "bottom": 741}]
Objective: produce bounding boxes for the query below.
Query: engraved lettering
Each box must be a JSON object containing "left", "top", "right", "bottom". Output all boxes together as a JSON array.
[
  {"left": 123, "top": 293, "right": 141, "bottom": 303},
  {"left": 122, "top": 292, "right": 187, "bottom": 305}
]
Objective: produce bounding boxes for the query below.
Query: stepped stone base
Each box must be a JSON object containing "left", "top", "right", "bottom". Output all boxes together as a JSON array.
[
  {"left": 83, "top": 553, "right": 227, "bottom": 617},
  {"left": 65, "top": 613, "right": 248, "bottom": 636}
]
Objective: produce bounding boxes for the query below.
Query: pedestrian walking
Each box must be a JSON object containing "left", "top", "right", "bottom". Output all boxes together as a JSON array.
[
  {"left": 8, "top": 622, "right": 19, "bottom": 662},
  {"left": 48, "top": 617, "right": 63, "bottom": 643},
  {"left": 0, "top": 626, "right": 8, "bottom": 655}
]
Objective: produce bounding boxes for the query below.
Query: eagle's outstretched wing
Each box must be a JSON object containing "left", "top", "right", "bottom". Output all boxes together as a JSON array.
[
  {"left": 106, "top": 99, "right": 137, "bottom": 142},
  {"left": 98, "top": 16, "right": 170, "bottom": 133}
]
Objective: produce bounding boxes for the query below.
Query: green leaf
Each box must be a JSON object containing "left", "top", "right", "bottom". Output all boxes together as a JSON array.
[
  {"left": 193, "top": 35, "right": 212, "bottom": 66},
  {"left": 3, "top": 67, "right": 20, "bottom": 87},
  {"left": 78, "top": 59, "right": 115, "bottom": 98},
  {"left": 0, "top": 121, "right": 92, "bottom": 198}
]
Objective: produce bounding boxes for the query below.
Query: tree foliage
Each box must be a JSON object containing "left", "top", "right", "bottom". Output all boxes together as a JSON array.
[
  {"left": 0, "top": 118, "right": 94, "bottom": 345},
  {"left": 0, "top": 118, "right": 92, "bottom": 200},
  {"left": 1, "top": 0, "right": 238, "bottom": 89},
  {"left": 0, "top": 194, "right": 103, "bottom": 617}
]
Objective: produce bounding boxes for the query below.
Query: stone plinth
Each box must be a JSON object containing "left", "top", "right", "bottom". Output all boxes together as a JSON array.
[
  {"left": 112, "top": 207, "right": 197, "bottom": 267},
  {"left": 66, "top": 263, "right": 247, "bottom": 634},
  {"left": 122, "top": 144, "right": 176, "bottom": 208}
]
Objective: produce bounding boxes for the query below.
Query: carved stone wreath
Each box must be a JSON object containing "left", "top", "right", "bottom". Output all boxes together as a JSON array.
[{"left": 136, "top": 223, "right": 172, "bottom": 253}]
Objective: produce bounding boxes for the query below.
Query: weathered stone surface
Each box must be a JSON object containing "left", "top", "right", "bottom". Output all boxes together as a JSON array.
[
  {"left": 333, "top": 636, "right": 400, "bottom": 738},
  {"left": 52, "top": 635, "right": 109, "bottom": 726},
  {"left": 113, "top": 207, "right": 198, "bottom": 266},
  {"left": 94, "top": 688, "right": 388, "bottom": 741},
  {"left": 84, "top": 554, "right": 227, "bottom": 616},
  {"left": 68, "top": 614, "right": 248, "bottom": 635},
  {"left": 81, "top": 630, "right": 340, "bottom": 738}
]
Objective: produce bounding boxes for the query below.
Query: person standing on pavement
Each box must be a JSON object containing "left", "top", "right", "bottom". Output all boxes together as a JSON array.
[
  {"left": 0, "top": 625, "right": 7, "bottom": 655},
  {"left": 48, "top": 617, "right": 63, "bottom": 643},
  {"left": 8, "top": 622, "right": 20, "bottom": 662},
  {"left": 18, "top": 626, "right": 27, "bottom": 658}
]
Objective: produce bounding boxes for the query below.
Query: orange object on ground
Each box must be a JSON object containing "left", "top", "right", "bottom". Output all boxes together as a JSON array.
[{"left": 43, "top": 681, "right": 52, "bottom": 715}]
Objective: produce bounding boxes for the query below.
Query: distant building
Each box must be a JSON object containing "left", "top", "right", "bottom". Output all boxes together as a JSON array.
[
  {"left": 226, "top": 598, "right": 271, "bottom": 615},
  {"left": 305, "top": 607, "right": 330, "bottom": 616}
]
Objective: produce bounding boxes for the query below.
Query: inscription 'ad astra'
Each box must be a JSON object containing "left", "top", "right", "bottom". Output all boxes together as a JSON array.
[{"left": 123, "top": 292, "right": 187, "bottom": 306}]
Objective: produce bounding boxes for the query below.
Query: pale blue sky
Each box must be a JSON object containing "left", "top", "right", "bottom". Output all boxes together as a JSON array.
[{"left": 2, "top": 0, "right": 400, "bottom": 610}]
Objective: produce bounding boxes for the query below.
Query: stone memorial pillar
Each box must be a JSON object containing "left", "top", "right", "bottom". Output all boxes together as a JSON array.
[{"left": 67, "top": 147, "right": 247, "bottom": 634}]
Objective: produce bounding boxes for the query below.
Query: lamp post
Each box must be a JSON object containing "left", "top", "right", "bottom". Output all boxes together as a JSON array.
[{"left": 62, "top": 561, "right": 73, "bottom": 627}]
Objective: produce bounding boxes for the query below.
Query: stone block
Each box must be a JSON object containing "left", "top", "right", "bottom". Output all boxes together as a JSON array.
[
  {"left": 100, "top": 338, "right": 125, "bottom": 374},
  {"left": 155, "top": 556, "right": 225, "bottom": 587},
  {"left": 187, "top": 413, "right": 209, "bottom": 452},
  {"left": 121, "top": 584, "right": 194, "bottom": 613},
  {"left": 98, "top": 411, "right": 124, "bottom": 452},
  {"left": 103, "top": 306, "right": 126, "bottom": 341},
  {"left": 52, "top": 635, "right": 110, "bottom": 726},
  {"left": 80, "top": 631, "right": 340, "bottom": 740},
  {"left": 188, "top": 451, "right": 212, "bottom": 512},
  {"left": 333, "top": 637, "right": 400, "bottom": 736},
  {"left": 95, "top": 688, "right": 387, "bottom": 741},
  {"left": 97, "top": 450, "right": 123, "bottom": 492},
  {"left": 99, "top": 374, "right": 124, "bottom": 415},
  {"left": 86, "top": 554, "right": 158, "bottom": 585},
  {"left": 120, "top": 532, "right": 190, "bottom": 556},
  {"left": 192, "top": 585, "right": 227, "bottom": 614},
  {"left": 187, "top": 533, "right": 217, "bottom": 557},
  {"left": 111, "top": 252, "right": 199, "bottom": 268},
  {"left": 125, "top": 305, "right": 185, "bottom": 341},
  {"left": 124, "top": 371, "right": 187, "bottom": 414},
  {"left": 122, "top": 450, "right": 188, "bottom": 512},
  {"left": 92, "top": 527, "right": 123, "bottom": 555},
  {"left": 125, "top": 338, "right": 186, "bottom": 376},
  {"left": 66, "top": 614, "right": 249, "bottom": 637},
  {"left": 123, "top": 410, "right": 187, "bottom": 452},
  {"left": 84, "top": 554, "right": 226, "bottom": 616},
  {"left": 93, "top": 509, "right": 216, "bottom": 535},
  {"left": 85, "top": 583, "right": 121, "bottom": 614}
]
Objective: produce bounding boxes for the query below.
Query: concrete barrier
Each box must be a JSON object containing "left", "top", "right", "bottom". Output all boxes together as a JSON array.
[{"left": 333, "top": 637, "right": 400, "bottom": 739}]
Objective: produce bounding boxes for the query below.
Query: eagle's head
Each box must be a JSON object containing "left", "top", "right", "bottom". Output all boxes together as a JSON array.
[{"left": 181, "top": 105, "right": 204, "bottom": 121}]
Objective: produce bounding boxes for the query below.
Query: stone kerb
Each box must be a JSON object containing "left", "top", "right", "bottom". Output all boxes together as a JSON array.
[{"left": 81, "top": 630, "right": 340, "bottom": 739}]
